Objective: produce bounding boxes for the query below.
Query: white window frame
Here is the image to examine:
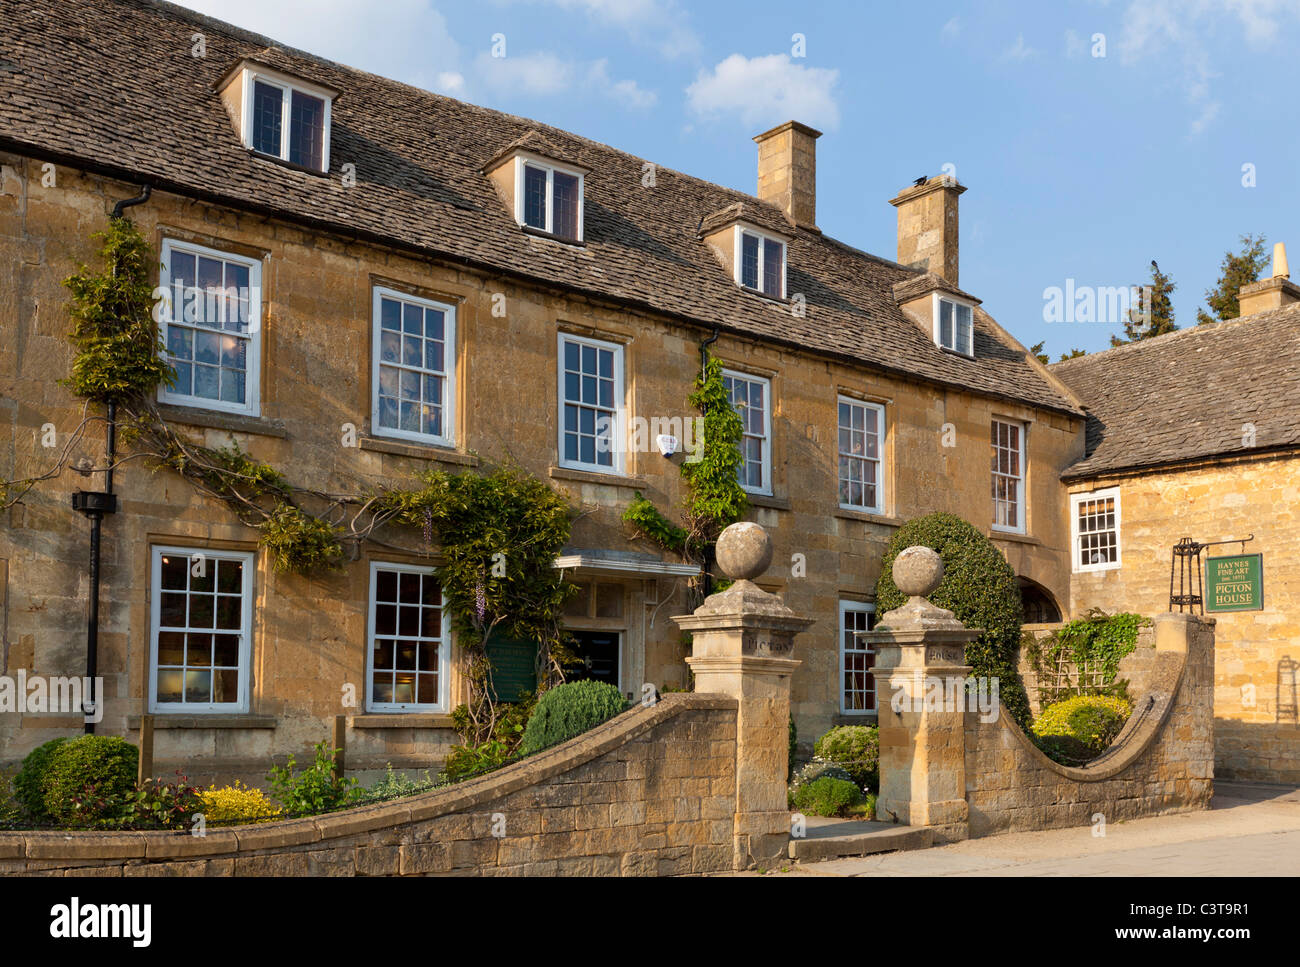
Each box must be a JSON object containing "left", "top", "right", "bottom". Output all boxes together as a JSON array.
[
  {"left": 370, "top": 286, "right": 457, "bottom": 448},
  {"left": 933, "top": 293, "right": 975, "bottom": 357},
  {"left": 722, "top": 369, "right": 773, "bottom": 496},
  {"left": 157, "top": 238, "right": 263, "bottom": 417},
  {"left": 365, "top": 561, "right": 452, "bottom": 713},
  {"left": 557, "top": 332, "right": 626, "bottom": 475},
  {"left": 837, "top": 396, "right": 886, "bottom": 514},
  {"left": 733, "top": 224, "right": 787, "bottom": 299},
  {"left": 240, "top": 66, "right": 333, "bottom": 172},
  {"left": 513, "top": 153, "right": 586, "bottom": 242},
  {"left": 148, "top": 545, "right": 255, "bottom": 714},
  {"left": 1070, "top": 487, "right": 1123, "bottom": 573},
  {"left": 839, "top": 600, "right": 878, "bottom": 716},
  {"left": 991, "top": 418, "right": 1027, "bottom": 535}
]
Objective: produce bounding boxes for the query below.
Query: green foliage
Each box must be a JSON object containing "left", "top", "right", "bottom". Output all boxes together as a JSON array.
[
  {"left": 519, "top": 680, "right": 629, "bottom": 755},
  {"left": 0, "top": 770, "right": 22, "bottom": 827},
  {"left": 40, "top": 736, "right": 139, "bottom": 826},
  {"left": 260, "top": 502, "right": 345, "bottom": 574},
  {"left": 1112, "top": 260, "right": 1177, "bottom": 345},
  {"left": 1198, "top": 234, "right": 1269, "bottom": 325},
  {"left": 622, "top": 493, "right": 687, "bottom": 553},
  {"left": 440, "top": 739, "right": 515, "bottom": 783},
  {"left": 266, "top": 742, "right": 360, "bottom": 815},
  {"left": 875, "top": 512, "right": 1032, "bottom": 728},
  {"left": 790, "top": 776, "right": 863, "bottom": 818},
  {"left": 106, "top": 773, "right": 204, "bottom": 830},
  {"left": 678, "top": 353, "right": 748, "bottom": 542},
  {"left": 62, "top": 217, "right": 175, "bottom": 402},
  {"left": 1023, "top": 609, "right": 1146, "bottom": 708},
  {"left": 790, "top": 760, "right": 854, "bottom": 790},
  {"left": 13, "top": 737, "right": 70, "bottom": 821},
  {"left": 199, "top": 442, "right": 292, "bottom": 502},
  {"left": 355, "top": 765, "right": 438, "bottom": 804},
  {"left": 813, "top": 725, "right": 879, "bottom": 791},
  {"left": 1032, "top": 694, "right": 1132, "bottom": 765}
]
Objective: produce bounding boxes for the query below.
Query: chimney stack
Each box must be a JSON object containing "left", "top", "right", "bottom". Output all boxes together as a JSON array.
[
  {"left": 1238, "top": 241, "right": 1300, "bottom": 316},
  {"left": 754, "top": 120, "right": 821, "bottom": 229},
  {"left": 889, "top": 175, "right": 966, "bottom": 285}
]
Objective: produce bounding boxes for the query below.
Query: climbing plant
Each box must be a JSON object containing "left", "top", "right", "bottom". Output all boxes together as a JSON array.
[
  {"left": 621, "top": 352, "right": 747, "bottom": 606},
  {"left": 1022, "top": 609, "right": 1147, "bottom": 709}
]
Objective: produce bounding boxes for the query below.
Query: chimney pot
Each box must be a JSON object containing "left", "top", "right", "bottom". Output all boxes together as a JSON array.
[
  {"left": 1238, "top": 242, "right": 1300, "bottom": 316},
  {"left": 753, "top": 120, "right": 821, "bottom": 229},
  {"left": 1273, "top": 241, "right": 1290, "bottom": 280}
]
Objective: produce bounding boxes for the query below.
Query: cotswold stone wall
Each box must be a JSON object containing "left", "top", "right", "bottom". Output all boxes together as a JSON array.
[
  {"left": 966, "top": 614, "right": 1214, "bottom": 838},
  {"left": 0, "top": 694, "right": 739, "bottom": 877}
]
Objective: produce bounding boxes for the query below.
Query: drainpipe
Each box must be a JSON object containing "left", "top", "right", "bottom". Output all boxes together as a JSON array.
[
  {"left": 73, "top": 185, "right": 151, "bottom": 733},
  {"left": 697, "top": 328, "right": 720, "bottom": 599}
]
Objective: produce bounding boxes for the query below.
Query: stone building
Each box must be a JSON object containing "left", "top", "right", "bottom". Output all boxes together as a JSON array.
[
  {"left": 1051, "top": 264, "right": 1300, "bottom": 784},
  {"left": 0, "top": 0, "right": 1291, "bottom": 787}
]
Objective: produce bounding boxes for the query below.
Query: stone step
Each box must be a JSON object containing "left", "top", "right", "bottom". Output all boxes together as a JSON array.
[{"left": 788, "top": 819, "right": 934, "bottom": 862}]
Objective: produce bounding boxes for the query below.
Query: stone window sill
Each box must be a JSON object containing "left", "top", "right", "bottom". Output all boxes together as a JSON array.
[
  {"left": 989, "top": 530, "right": 1042, "bottom": 546},
  {"left": 834, "top": 508, "right": 903, "bottom": 527},
  {"left": 127, "top": 714, "right": 277, "bottom": 730},
  {"left": 359, "top": 435, "right": 479, "bottom": 466},
  {"left": 156, "top": 404, "right": 287, "bottom": 439},
  {"left": 348, "top": 714, "right": 456, "bottom": 729},
  {"left": 548, "top": 465, "right": 645, "bottom": 489},
  {"left": 746, "top": 493, "right": 791, "bottom": 511}
]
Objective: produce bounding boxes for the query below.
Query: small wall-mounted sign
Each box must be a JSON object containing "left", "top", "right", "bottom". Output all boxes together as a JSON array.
[{"left": 1205, "top": 553, "right": 1264, "bottom": 613}]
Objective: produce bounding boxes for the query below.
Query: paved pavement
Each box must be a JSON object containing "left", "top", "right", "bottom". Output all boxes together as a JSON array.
[{"left": 766, "top": 782, "right": 1300, "bottom": 876}]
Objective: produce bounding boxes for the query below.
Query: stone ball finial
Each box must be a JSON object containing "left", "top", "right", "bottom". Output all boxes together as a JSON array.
[
  {"left": 715, "top": 521, "right": 773, "bottom": 581},
  {"left": 893, "top": 546, "right": 943, "bottom": 598}
]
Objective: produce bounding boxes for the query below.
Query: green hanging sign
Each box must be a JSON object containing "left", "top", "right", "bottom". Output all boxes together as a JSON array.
[{"left": 1204, "top": 554, "right": 1264, "bottom": 613}]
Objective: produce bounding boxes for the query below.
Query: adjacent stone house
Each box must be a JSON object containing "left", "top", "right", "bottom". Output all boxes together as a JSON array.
[{"left": 1051, "top": 269, "right": 1300, "bottom": 784}]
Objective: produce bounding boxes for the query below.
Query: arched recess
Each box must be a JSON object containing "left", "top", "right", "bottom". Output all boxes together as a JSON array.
[{"left": 1017, "top": 576, "right": 1062, "bottom": 624}]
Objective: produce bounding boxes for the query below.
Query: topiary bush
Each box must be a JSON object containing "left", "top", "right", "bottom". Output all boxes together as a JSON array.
[
  {"left": 813, "top": 725, "right": 879, "bottom": 791},
  {"left": 40, "top": 735, "right": 138, "bottom": 826},
  {"left": 875, "top": 512, "right": 1031, "bottom": 728},
  {"left": 13, "top": 737, "right": 70, "bottom": 821},
  {"left": 790, "top": 776, "right": 864, "bottom": 818},
  {"left": 520, "top": 680, "right": 629, "bottom": 755},
  {"left": 1032, "top": 694, "right": 1132, "bottom": 764}
]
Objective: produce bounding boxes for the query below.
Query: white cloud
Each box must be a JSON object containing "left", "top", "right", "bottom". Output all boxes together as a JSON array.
[
  {"left": 587, "top": 59, "right": 657, "bottom": 109},
  {"left": 170, "top": 0, "right": 463, "bottom": 96},
  {"left": 1002, "top": 33, "right": 1038, "bottom": 61},
  {"left": 685, "top": 53, "right": 840, "bottom": 131},
  {"left": 436, "top": 72, "right": 466, "bottom": 95},
  {"left": 941, "top": 17, "right": 961, "bottom": 41},
  {"left": 1064, "top": 28, "right": 1087, "bottom": 58},
  {"left": 1189, "top": 99, "right": 1221, "bottom": 136},
  {"left": 475, "top": 51, "right": 575, "bottom": 96}
]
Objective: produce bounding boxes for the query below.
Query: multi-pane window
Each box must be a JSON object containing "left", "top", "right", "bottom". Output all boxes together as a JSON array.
[
  {"left": 838, "top": 397, "right": 884, "bottom": 513},
  {"left": 840, "top": 602, "right": 877, "bottom": 715},
  {"left": 372, "top": 287, "right": 455, "bottom": 445},
  {"left": 519, "top": 159, "right": 583, "bottom": 241},
  {"left": 158, "top": 240, "right": 261, "bottom": 416},
  {"left": 1071, "top": 488, "right": 1121, "bottom": 572},
  {"left": 722, "top": 370, "right": 771, "bottom": 494},
  {"left": 246, "top": 71, "right": 330, "bottom": 171},
  {"left": 991, "top": 419, "right": 1026, "bottom": 533},
  {"left": 559, "top": 334, "right": 623, "bottom": 472},
  {"left": 367, "top": 563, "right": 448, "bottom": 711},
  {"left": 737, "top": 228, "right": 785, "bottom": 298},
  {"left": 149, "top": 546, "right": 253, "bottom": 713},
  {"left": 936, "top": 296, "right": 974, "bottom": 355}
]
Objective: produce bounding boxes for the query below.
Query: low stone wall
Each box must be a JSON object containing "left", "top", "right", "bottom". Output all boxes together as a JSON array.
[
  {"left": 0, "top": 693, "right": 739, "bottom": 877},
  {"left": 966, "top": 613, "right": 1214, "bottom": 838}
]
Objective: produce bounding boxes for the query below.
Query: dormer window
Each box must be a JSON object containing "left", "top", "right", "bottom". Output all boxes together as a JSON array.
[
  {"left": 517, "top": 157, "right": 584, "bottom": 241},
  {"left": 737, "top": 227, "right": 785, "bottom": 298},
  {"left": 935, "top": 294, "right": 974, "bottom": 356},
  {"left": 218, "top": 61, "right": 336, "bottom": 174}
]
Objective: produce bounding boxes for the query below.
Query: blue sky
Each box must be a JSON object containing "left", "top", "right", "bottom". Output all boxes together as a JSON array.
[{"left": 175, "top": 0, "right": 1299, "bottom": 359}]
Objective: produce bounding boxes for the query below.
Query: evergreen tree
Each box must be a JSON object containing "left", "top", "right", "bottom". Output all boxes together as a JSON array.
[
  {"left": 1057, "top": 348, "right": 1087, "bottom": 361},
  {"left": 1110, "top": 260, "right": 1176, "bottom": 346},
  {"left": 1196, "top": 234, "right": 1268, "bottom": 325},
  {"left": 1029, "top": 341, "right": 1049, "bottom": 365}
]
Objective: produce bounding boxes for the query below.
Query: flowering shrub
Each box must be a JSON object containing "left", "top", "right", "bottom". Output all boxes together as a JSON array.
[
  {"left": 199, "top": 782, "right": 281, "bottom": 824},
  {"left": 1032, "top": 694, "right": 1132, "bottom": 764},
  {"left": 813, "top": 725, "right": 879, "bottom": 791},
  {"left": 789, "top": 759, "right": 854, "bottom": 791}
]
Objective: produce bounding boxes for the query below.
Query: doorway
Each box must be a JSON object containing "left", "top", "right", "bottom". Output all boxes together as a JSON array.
[{"left": 564, "top": 629, "right": 621, "bottom": 689}]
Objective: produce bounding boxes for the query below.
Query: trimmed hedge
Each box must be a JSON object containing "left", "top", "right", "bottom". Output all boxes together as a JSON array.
[
  {"left": 13, "top": 737, "right": 70, "bottom": 821},
  {"left": 813, "top": 725, "right": 879, "bottom": 791},
  {"left": 40, "top": 735, "right": 138, "bottom": 826},
  {"left": 790, "top": 776, "right": 863, "bottom": 817},
  {"left": 875, "top": 512, "right": 1032, "bottom": 728},
  {"left": 1032, "top": 694, "right": 1131, "bottom": 764},
  {"left": 520, "top": 680, "right": 629, "bottom": 755}
]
